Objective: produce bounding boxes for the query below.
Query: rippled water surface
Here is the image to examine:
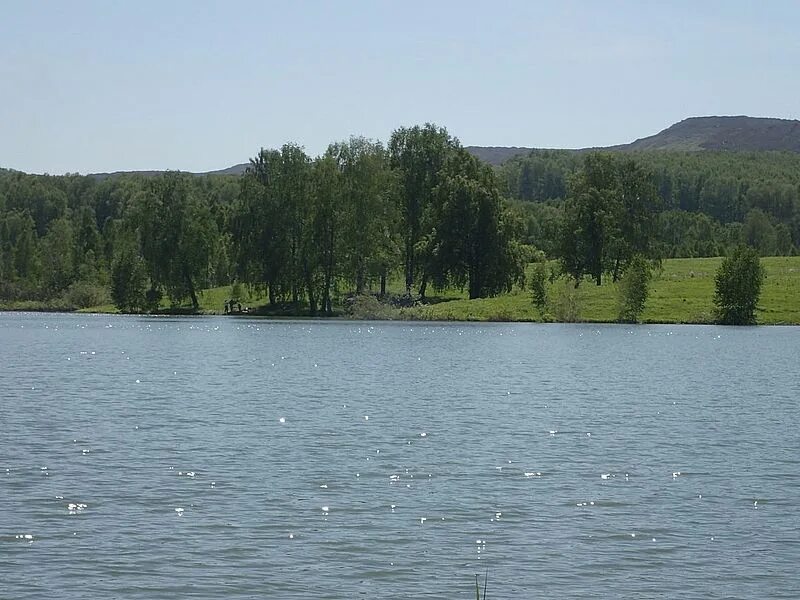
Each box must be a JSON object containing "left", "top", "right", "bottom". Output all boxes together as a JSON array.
[{"left": 1, "top": 313, "right": 799, "bottom": 599}]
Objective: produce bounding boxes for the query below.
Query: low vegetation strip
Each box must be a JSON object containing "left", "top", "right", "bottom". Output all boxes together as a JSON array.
[{"left": 62, "top": 256, "right": 800, "bottom": 325}]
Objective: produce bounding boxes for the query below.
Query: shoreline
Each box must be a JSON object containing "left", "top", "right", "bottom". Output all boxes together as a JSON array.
[
  {"left": 3, "top": 256, "right": 798, "bottom": 325},
  {"left": 2, "top": 306, "right": 798, "bottom": 326}
]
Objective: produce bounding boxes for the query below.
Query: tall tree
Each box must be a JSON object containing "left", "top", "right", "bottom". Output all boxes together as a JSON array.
[
  {"left": 329, "top": 137, "right": 398, "bottom": 295},
  {"left": 111, "top": 232, "right": 147, "bottom": 313},
  {"left": 137, "top": 173, "right": 215, "bottom": 309},
  {"left": 741, "top": 208, "right": 777, "bottom": 256},
  {"left": 559, "top": 154, "right": 659, "bottom": 285},
  {"left": 309, "top": 155, "right": 343, "bottom": 315},
  {"left": 234, "top": 148, "right": 289, "bottom": 305},
  {"left": 39, "top": 217, "right": 75, "bottom": 297},
  {"left": 389, "top": 123, "right": 457, "bottom": 296},
  {"left": 232, "top": 145, "right": 313, "bottom": 310},
  {"left": 277, "top": 144, "right": 312, "bottom": 309},
  {"left": 429, "top": 149, "right": 525, "bottom": 298}
]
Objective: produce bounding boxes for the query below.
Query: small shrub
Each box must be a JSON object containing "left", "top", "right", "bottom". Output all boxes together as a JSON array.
[
  {"left": 346, "top": 294, "right": 396, "bottom": 320},
  {"left": 617, "top": 255, "right": 651, "bottom": 323},
  {"left": 554, "top": 279, "right": 581, "bottom": 322},
  {"left": 713, "top": 246, "right": 765, "bottom": 325},
  {"left": 530, "top": 262, "right": 549, "bottom": 314},
  {"left": 64, "top": 280, "right": 110, "bottom": 310}
]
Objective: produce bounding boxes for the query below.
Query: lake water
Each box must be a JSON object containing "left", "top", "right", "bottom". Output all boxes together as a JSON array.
[{"left": 1, "top": 313, "right": 798, "bottom": 599}]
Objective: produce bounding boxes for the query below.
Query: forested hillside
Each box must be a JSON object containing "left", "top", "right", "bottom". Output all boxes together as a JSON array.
[
  {"left": 2, "top": 122, "right": 799, "bottom": 314},
  {"left": 502, "top": 149, "right": 800, "bottom": 258}
]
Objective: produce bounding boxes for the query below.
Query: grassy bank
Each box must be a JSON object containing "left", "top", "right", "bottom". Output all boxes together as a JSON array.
[
  {"left": 49, "top": 256, "right": 799, "bottom": 324},
  {"left": 406, "top": 256, "right": 800, "bottom": 324}
]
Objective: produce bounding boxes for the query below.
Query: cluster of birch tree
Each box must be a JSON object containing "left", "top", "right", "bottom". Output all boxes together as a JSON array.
[{"left": 228, "top": 125, "right": 526, "bottom": 314}]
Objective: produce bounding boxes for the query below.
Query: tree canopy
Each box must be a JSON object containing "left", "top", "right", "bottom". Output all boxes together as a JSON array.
[
  {"left": 1, "top": 124, "right": 797, "bottom": 314},
  {"left": 559, "top": 153, "right": 660, "bottom": 285}
]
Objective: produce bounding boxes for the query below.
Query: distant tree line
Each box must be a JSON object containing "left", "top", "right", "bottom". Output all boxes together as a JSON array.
[
  {"left": 502, "top": 149, "right": 800, "bottom": 258},
  {"left": 1, "top": 126, "right": 796, "bottom": 313},
  {"left": 0, "top": 125, "right": 526, "bottom": 312}
]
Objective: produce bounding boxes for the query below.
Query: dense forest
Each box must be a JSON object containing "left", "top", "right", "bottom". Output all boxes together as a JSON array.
[
  {"left": 502, "top": 149, "right": 800, "bottom": 260},
  {"left": 1, "top": 123, "right": 799, "bottom": 313},
  {"left": 0, "top": 125, "right": 525, "bottom": 312}
]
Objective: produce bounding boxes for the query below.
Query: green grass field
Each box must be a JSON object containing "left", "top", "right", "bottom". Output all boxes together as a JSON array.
[
  {"left": 71, "top": 256, "right": 800, "bottom": 325},
  {"left": 409, "top": 256, "right": 800, "bottom": 324}
]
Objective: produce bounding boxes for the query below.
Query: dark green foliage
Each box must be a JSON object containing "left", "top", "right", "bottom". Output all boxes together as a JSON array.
[
  {"left": 111, "top": 244, "right": 147, "bottom": 312},
  {"left": 389, "top": 124, "right": 458, "bottom": 296},
  {"left": 428, "top": 149, "right": 526, "bottom": 298},
  {"left": 498, "top": 150, "right": 581, "bottom": 201},
  {"left": 0, "top": 167, "right": 238, "bottom": 310},
  {"left": 328, "top": 137, "right": 398, "bottom": 296},
  {"left": 230, "top": 128, "right": 522, "bottom": 310},
  {"left": 0, "top": 210, "right": 38, "bottom": 287},
  {"left": 39, "top": 218, "right": 75, "bottom": 297},
  {"left": 713, "top": 246, "right": 766, "bottom": 325},
  {"left": 741, "top": 209, "right": 777, "bottom": 256},
  {"left": 559, "top": 153, "right": 660, "bottom": 285},
  {"left": 64, "top": 280, "right": 109, "bottom": 310},
  {"left": 775, "top": 223, "right": 794, "bottom": 256},
  {"left": 137, "top": 173, "right": 217, "bottom": 309},
  {"left": 617, "top": 255, "right": 652, "bottom": 323}
]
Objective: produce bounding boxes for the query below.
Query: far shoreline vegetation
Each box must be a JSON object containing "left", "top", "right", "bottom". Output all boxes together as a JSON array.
[
  {"left": 2, "top": 122, "right": 799, "bottom": 325},
  {"left": 1, "top": 255, "right": 795, "bottom": 325}
]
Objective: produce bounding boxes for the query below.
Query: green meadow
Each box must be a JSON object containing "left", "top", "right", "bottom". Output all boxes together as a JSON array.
[{"left": 409, "top": 256, "right": 800, "bottom": 325}]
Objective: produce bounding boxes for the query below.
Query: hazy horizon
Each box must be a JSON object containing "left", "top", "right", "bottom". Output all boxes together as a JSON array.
[{"left": 2, "top": 0, "right": 799, "bottom": 175}]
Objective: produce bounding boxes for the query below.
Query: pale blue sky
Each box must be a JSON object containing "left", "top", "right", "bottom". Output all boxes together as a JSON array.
[{"left": 1, "top": 0, "right": 798, "bottom": 174}]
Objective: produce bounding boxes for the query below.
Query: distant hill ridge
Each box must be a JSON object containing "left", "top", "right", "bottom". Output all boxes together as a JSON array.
[
  {"left": 467, "top": 116, "right": 800, "bottom": 165},
  {"left": 5, "top": 116, "right": 799, "bottom": 176},
  {"left": 609, "top": 115, "right": 800, "bottom": 153},
  {"left": 88, "top": 163, "right": 250, "bottom": 180}
]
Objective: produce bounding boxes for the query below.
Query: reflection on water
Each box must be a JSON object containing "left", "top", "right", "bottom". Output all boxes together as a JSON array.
[{"left": 1, "top": 313, "right": 799, "bottom": 599}]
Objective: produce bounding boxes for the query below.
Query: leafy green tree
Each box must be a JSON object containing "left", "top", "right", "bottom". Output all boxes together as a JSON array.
[
  {"left": 0, "top": 210, "right": 38, "bottom": 282},
  {"left": 233, "top": 148, "right": 288, "bottom": 305},
  {"left": 608, "top": 159, "right": 661, "bottom": 279},
  {"left": 530, "top": 261, "right": 549, "bottom": 314},
  {"left": 741, "top": 208, "right": 776, "bottom": 256},
  {"left": 713, "top": 246, "right": 766, "bottom": 325},
  {"left": 775, "top": 223, "right": 794, "bottom": 256},
  {"left": 429, "top": 150, "right": 525, "bottom": 298},
  {"left": 309, "top": 154, "right": 343, "bottom": 314},
  {"left": 559, "top": 153, "right": 659, "bottom": 285},
  {"left": 389, "top": 123, "right": 457, "bottom": 296},
  {"left": 137, "top": 173, "right": 216, "bottom": 309},
  {"left": 74, "top": 204, "right": 101, "bottom": 259},
  {"left": 277, "top": 144, "right": 313, "bottom": 310},
  {"left": 39, "top": 217, "right": 75, "bottom": 297},
  {"left": 617, "top": 255, "right": 651, "bottom": 323},
  {"left": 111, "top": 247, "right": 147, "bottom": 312},
  {"left": 329, "top": 137, "right": 397, "bottom": 295}
]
